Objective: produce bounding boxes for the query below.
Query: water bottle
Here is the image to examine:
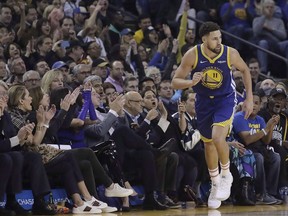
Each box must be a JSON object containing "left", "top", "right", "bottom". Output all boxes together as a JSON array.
[
  {"left": 49, "top": 192, "right": 54, "bottom": 205},
  {"left": 284, "top": 189, "right": 288, "bottom": 205},
  {"left": 279, "top": 186, "right": 288, "bottom": 204}
]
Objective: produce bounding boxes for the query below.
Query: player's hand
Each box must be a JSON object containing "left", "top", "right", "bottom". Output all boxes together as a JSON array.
[
  {"left": 191, "top": 72, "right": 203, "bottom": 86},
  {"left": 242, "top": 99, "right": 253, "bottom": 119}
]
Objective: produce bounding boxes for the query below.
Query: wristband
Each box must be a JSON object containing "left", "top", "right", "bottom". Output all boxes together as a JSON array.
[
  {"left": 43, "top": 124, "right": 49, "bottom": 129},
  {"left": 262, "top": 129, "right": 267, "bottom": 136}
]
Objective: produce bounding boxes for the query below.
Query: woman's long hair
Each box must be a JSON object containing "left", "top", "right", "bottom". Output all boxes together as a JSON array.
[{"left": 28, "top": 86, "right": 44, "bottom": 110}]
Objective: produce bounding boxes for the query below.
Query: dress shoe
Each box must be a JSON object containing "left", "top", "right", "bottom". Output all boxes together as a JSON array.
[
  {"left": 142, "top": 194, "right": 168, "bottom": 210},
  {"left": 5, "top": 201, "right": 32, "bottom": 215},
  {"left": 121, "top": 206, "right": 130, "bottom": 212},
  {"left": 0, "top": 208, "right": 15, "bottom": 216},
  {"left": 32, "top": 200, "right": 57, "bottom": 215}
]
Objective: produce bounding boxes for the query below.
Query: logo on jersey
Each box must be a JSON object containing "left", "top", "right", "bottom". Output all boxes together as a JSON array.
[
  {"left": 217, "top": 60, "right": 226, "bottom": 64},
  {"left": 201, "top": 66, "right": 223, "bottom": 89}
]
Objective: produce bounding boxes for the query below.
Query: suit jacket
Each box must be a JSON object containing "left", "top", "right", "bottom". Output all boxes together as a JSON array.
[
  {"left": 0, "top": 111, "right": 19, "bottom": 153},
  {"left": 84, "top": 111, "right": 119, "bottom": 147},
  {"left": 119, "top": 110, "right": 171, "bottom": 148}
]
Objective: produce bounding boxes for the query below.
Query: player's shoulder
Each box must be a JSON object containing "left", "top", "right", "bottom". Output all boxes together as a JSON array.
[
  {"left": 184, "top": 45, "right": 198, "bottom": 58},
  {"left": 226, "top": 46, "right": 239, "bottom": 55}
]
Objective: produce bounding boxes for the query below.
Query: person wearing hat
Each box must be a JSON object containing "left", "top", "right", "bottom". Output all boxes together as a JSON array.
[
  {"left": 34, "top": 60, "right": 50, "bottom": 77},
  {"left": 73, "top": 6, "right": 89, "bottom": 33},
  {"left": 258, "top": 88, "right": 288, "bottom": 197},
  {"left": 62, "top": 40, "right": 84, "bottom": 63},
  {"left": 108, "top": 10, "right": 126, "bottom": 47},
  {"left": 120, "top": 28, "right": 135, "bottom": 46},
  {"left": 52, "top": 60, "right": 72, "bottom": 84},
  {"left": 141, "top": 26, "right": 161, "bottom": 60},
  {"left": 92, "top": 58, "right": 109, "bottom": 82}
]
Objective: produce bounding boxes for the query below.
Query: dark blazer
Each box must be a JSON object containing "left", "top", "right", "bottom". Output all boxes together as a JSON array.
[{"left": 0, "top": 111, "right": 19, "bottom": 153}]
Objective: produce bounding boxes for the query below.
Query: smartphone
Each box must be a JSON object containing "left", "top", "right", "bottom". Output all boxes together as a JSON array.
[{"left": 61, "top": 41, "right": 70, "bottom": 49}]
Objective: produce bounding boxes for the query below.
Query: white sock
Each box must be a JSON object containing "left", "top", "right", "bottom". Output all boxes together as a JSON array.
[
  {"left": 209, "top": 167, "right": 220, "bottom": 185},
  {"left": 220, "top": 161, "right": 230, "bottom": 176}
]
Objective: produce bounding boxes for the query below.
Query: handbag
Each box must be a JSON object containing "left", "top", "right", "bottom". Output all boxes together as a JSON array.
[
  {"left": 23, "top": 143, "right": 64, "bottom": 164},
  {"left": 90, "top": 140, "right": 116, "bottom": 155}
]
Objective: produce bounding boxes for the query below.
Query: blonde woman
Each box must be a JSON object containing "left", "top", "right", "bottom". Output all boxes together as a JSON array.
[{"left": 41, "top": 69, "right": 64, "bottom": 94}]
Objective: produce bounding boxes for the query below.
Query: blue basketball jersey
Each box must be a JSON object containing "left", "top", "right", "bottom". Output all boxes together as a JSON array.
[{"left": 191, "top": 44, "right": 236, "bottom": 97}]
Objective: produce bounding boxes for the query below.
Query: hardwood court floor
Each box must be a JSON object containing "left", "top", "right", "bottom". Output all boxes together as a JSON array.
[{"left": 47, "top": 204, "right": 288, "bottom": 216}]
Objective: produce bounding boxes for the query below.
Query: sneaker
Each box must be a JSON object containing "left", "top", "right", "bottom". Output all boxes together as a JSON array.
[
  {"left": 208, "top": 184, "right": 221, "bottom": 209},
  {"left": 216, "top": 172, "right": 233, "bottom": 201},
  {"left": 102, "top": 206, "right": 118, "bottom": 213},
  {"left": 164, "top": 196, "right": 181, "bottom": 209},
  {"left": 105, "top": 183, "right": 133, "bottom": 197},
  {"left": 72, "top": 202, "right": 102, "bottom": 214},
  {"left": 85, "top": 196, "right": 107, "bottom": 209},
  {"left": 256, "top": 193, "right": 278, "bottom": 205}
]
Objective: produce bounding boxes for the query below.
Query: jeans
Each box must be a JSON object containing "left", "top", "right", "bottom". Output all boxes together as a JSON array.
[{"left": 254, "top": 151, "right": 280, "bottom": 196}]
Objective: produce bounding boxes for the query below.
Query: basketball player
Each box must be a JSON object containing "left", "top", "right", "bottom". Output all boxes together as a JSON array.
[{"left": 171, "top": 22, "right": 253, "bottom": 209}]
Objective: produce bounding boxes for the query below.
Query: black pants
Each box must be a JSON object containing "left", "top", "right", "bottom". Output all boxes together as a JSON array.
[
  {"left": 44, "top": 151, "right": 83, "bottom": 196},
  {"left": 22, "top": 152, "right": 51, "bottom": 197},
  {"left": 69, "top": 148, "right": 113, "bottom": 198},
  {"left": 112, "top": 126, "right": 158, "bottom": 195},
  {"left": 0, "top": 151, "right": 51, "bottom": 199},
  {"left": 0, "top": 153, "right": 14, "bottom": 200}
]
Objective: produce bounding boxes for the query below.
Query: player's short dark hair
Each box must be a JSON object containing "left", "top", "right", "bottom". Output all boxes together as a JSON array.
[{"left": 199, "top": 22, "right": 220, "bottom": 38}]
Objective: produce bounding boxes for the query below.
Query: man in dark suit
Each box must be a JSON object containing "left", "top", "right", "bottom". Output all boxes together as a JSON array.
[
  {"left": 119, "top": 91, "right": 180, "bottom": 208},
  {"left": 84, "top": 93, "right": 167, "bottom": 210}
]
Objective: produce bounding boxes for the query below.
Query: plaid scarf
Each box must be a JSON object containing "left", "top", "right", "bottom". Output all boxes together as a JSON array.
[{"left": 8, "top": 108, "right": 29, "bottom": 131}]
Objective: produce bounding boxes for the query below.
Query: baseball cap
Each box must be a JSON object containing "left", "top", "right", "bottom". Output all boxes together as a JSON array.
[
  {"left": 120, "top": 28, "right": 134, "bottom": 36},
  {"left": 52, "top": 61, "right": 68, "bottom": 69},
  {"left": 144, "top": 26, "right": 156, "bottom": 37},
  {"left": 269, "top": 88, "right": 287, "bottom": 98},
  {"left": 67, "top": 40, "right": 84, "bottom": 49},
  {"left": 92, "top": 58, "right": 109, "bottom": 68},
  {"left": 74, "top": 6, "right": 89, "bottom": 15}
]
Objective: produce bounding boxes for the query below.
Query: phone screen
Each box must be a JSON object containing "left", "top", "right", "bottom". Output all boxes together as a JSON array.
[{"left": 61, "top": 41, "right": 70, "bottom": 49}]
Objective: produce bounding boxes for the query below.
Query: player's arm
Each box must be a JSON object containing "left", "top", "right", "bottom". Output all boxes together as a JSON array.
[
  {"left": 172, "top": 47, "right": 202, "bottom": 89},
  {"left": 230, "top": 48, "right": 253, "bottom": 119}
]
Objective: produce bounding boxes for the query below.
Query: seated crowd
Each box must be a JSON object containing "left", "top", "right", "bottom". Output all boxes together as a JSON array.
[{"left": 1, "top": 0, "right": 288, "bottom": 215}]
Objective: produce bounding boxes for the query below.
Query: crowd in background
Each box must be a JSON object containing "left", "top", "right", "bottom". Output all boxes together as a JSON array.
[{"left": 1, "top": 0, "right": 288, "bottom": 215}]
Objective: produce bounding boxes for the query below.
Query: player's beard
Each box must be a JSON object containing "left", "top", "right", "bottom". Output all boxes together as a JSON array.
[{"left": 207, "top": 44, "right": 221, "bottom": 54}]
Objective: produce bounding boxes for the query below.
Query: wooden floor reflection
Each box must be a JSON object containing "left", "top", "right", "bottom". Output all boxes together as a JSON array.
[{"left": 50, "top": 204, "right": 288, "bottom": 216}]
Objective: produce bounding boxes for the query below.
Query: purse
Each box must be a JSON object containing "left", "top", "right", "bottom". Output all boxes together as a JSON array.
[{"left": 23, "top": 143, "right": 64, "bottom": 164}]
